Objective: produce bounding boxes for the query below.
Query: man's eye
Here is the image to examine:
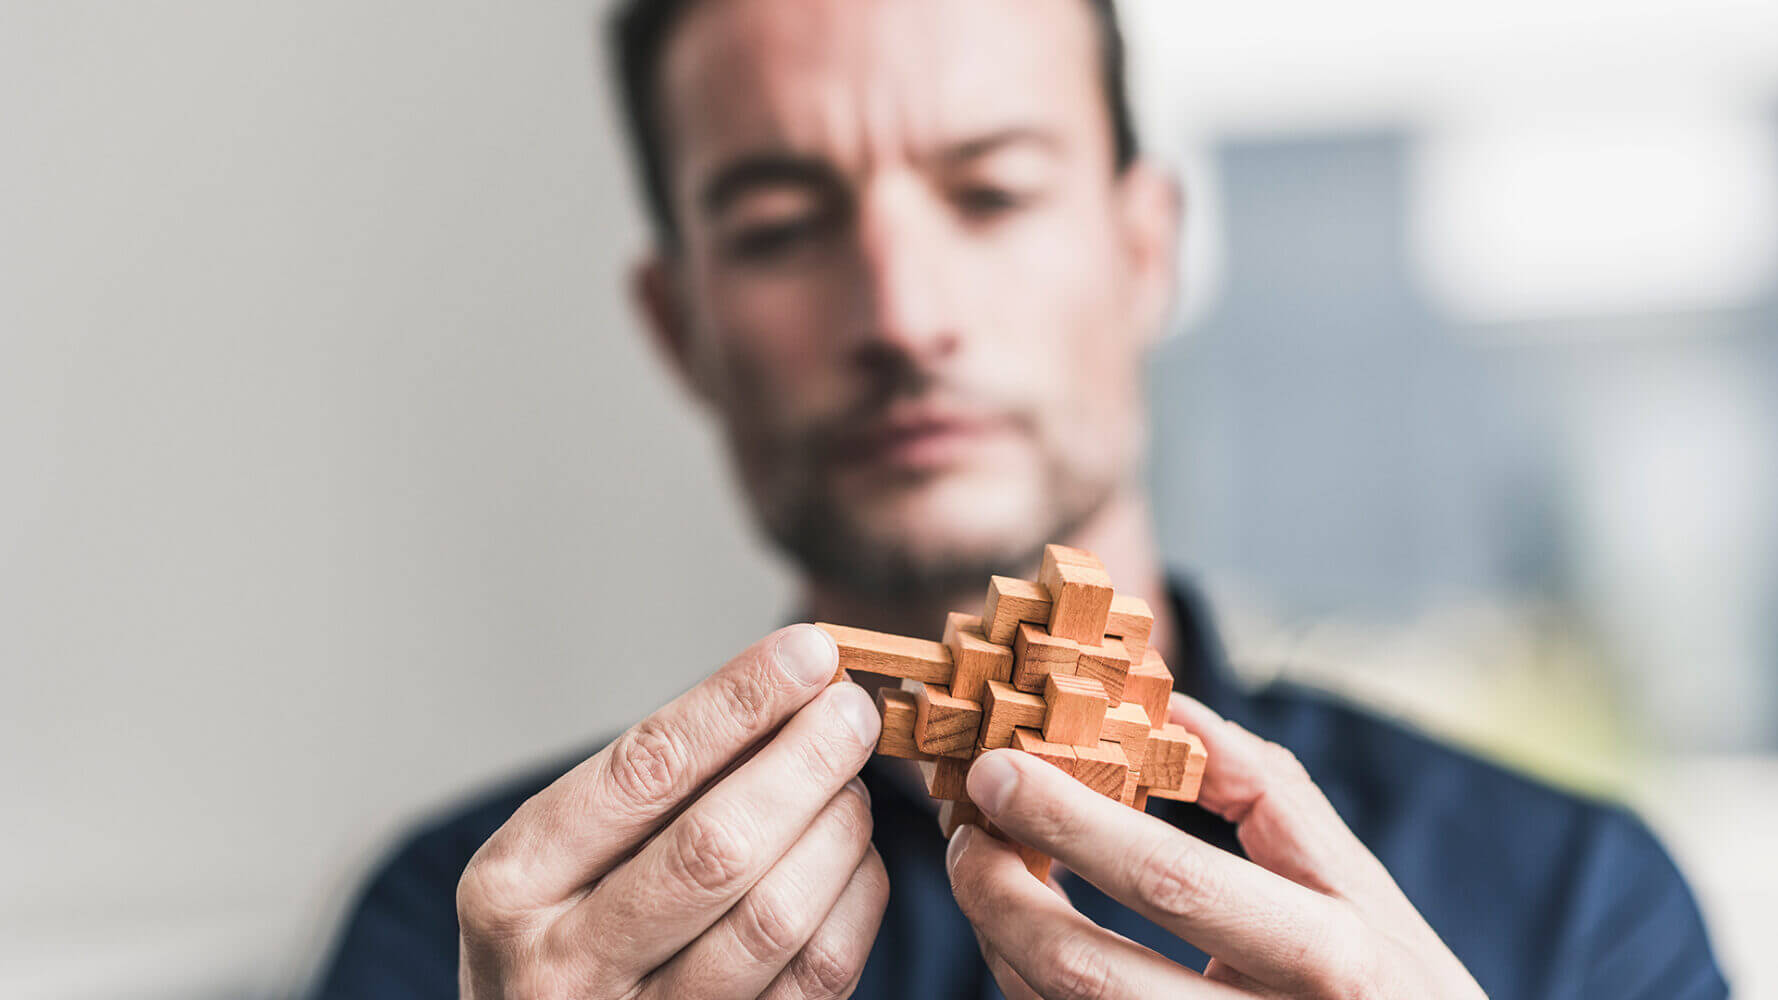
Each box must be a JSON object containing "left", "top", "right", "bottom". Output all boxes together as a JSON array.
[
  {"left": 722, "top": 215, "right": 832, "bottom": 262},
  {"left": 955, "top": 186, "right": 1027, "bottom": 219}
]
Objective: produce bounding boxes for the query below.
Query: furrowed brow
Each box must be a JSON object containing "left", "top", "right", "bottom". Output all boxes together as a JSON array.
[{"left": 939, "top": 127, "right": 1064, "bottom": 166}]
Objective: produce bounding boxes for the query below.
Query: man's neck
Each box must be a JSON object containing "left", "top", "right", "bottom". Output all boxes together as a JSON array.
[{"left": 801, "top": 487, "right": 1179, "bottom": 669}]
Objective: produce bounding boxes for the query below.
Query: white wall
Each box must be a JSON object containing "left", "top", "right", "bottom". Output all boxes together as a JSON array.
[{"left": 0, "top": 2, "right": 792, "bottom": 994}]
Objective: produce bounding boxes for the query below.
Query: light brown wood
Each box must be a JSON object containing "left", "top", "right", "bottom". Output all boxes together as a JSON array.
[
  {"left": 1144, "top": 731, "right": 1207, "bottom": 802},
  {"left": 982, "top": 576, "right": 1052, "bottom": 644},
  {"left": 1039, "top": 545, "right": 1114, "bottom": 644},
  {"left": 816, "top": 622, "right": 954, "bottom": 684},
  {"left": 1140, "top": 722, "right": 1193, "bottom": 790},
  {"left": 1131, "top": 786, "right": 1152, "bottom": 811},
  {"left": 1010, "top": 727, "right": 1078, "bottom": 777},
  {"left": 981, "top": 679, "right": 1048, "bottom": 749},
  {"left": 937, "top": 798, "right": 983, "bottom": 838},
  {"left": 1044, "top": 543, "right": 1103, "bottom": 569},
  {"left": 1098, "top": 700, "right": 1152, "bottom": 776},
  {"left": 1104, "top": 593, "right": 1155, "bottom": 663},
  {"left": 1072, "top": 740, "right": 1131, "bottom": 800},
  {"left": 1075, "top": 636, "right": 1132, "bottom": 706},
  {"left": 943, "top": 611, "right": 1015, "bottom": 703},
  {"left": 1124, "top": 648, "right": 1175, "bottom": 730},
  {"left": 1041, "top": 673, "right": 1109, "bottom": 746},
  {"left": 873, "top": 687, "right": 934, "bottom": 761},
  {"left": 1011, "top": 622, "right": 1079, "bottom": 693},
  {"left": 903, "top": 678, "right": 982, "bottom": 759},
  {"left": 919, "top": 757, "right": 970, "bottom": 800}
]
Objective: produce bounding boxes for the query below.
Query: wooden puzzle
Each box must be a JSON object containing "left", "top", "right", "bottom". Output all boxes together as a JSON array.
[{"left": 816, "top": 544, "right": 1207, "bottom": 881}]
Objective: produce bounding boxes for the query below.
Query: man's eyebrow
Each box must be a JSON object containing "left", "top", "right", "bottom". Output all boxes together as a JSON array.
[
  {"left": 940, "top": 127, "right": 1064, "bottom": 165},
  {"left": 698, "top": 154, "right": 840, "bottom": 219}
]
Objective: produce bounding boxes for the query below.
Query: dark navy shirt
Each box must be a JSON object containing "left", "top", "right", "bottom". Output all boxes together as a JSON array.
[{"left": 314, "top": 580, "right": 1727, "bottom": 998}]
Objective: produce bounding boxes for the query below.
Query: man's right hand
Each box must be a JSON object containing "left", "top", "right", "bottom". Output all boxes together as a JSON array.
[{"left": 456, "top": 624, "right": 888, "bottom": 1000}]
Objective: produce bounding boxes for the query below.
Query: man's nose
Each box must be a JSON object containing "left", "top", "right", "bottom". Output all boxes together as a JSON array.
[{"left": 849, "top": 186, "right": 961, "bottom": 367}]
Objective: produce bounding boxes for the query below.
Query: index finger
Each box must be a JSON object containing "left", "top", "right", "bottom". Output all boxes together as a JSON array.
[
  {"left": 966, "top": 748, "right": 1352, "bottom": 994},
  {"left": 469, "top": 624, "right": 841, "bottom": 906}
]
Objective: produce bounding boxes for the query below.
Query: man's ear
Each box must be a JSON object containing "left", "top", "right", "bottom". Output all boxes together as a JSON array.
[
  {"left": 1115, "top": 159, "right": 1183, "bottom": 348},
  {"left": 632, "top": 253, "right": 717, "bottom": 406}
]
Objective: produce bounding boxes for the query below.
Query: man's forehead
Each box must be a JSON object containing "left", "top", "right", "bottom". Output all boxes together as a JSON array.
[{"left": 659, "top": 0, "right": 1105, "bottom": 184}]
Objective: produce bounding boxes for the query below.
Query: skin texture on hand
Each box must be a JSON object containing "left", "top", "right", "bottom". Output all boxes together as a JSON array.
[
  {"left": 455, "top": 624, "right": 888, "bottom": 1000},
  {"left": 946, "top": 691, "right": 1490, "bottom": 999}
]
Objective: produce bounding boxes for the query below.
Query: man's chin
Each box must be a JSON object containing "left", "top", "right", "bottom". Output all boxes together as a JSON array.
[{"left": 833, "top": 472, "right": 1054, "bottom": 578}]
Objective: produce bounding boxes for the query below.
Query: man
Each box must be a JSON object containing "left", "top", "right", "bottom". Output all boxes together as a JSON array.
[{"left": 315, "top": 0, "right": 1727, "bottom": 996}]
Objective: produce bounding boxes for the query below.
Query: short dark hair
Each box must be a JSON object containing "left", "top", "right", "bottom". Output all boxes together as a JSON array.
[{"left": 607, "top": 0, "right": 1140, "bottom": 247}]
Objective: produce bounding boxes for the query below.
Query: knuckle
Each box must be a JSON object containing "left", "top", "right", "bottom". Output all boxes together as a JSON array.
[
  {"left": 1132, "top": 836, "right": 1216, "bottom": 922},
  {"left": 831, "top": 784, "right": 876, "bottom": 844},
  {"left": 1264, "top": 740, "right": 1310, "bottom": 781},
  {"left": 787, "top": 933, "right": 860, "bottom": 998},
  {"left": 1043, "top": 928, "right": 1117, "bottom": 1000},
  {"left": 455, "top": 847, "right": 533, "bottom": 935},
  {"left": 667, "top": 808, "right": 755, "bottom": 897},
  {"left": 730, "top": 879, "right": 811, "bottom": 966},
  {"left": 604, "top": 719, "right": 690, "bottom": 807}
]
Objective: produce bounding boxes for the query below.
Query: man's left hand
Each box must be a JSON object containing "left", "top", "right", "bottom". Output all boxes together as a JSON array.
[{"left": 946, "top": 692, "right": 1488, "bottom": 999}]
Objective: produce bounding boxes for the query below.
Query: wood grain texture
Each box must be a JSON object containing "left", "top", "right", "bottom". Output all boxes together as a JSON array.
[
  {"left": 919, "top": 756, "right": 971, "bottom": 800},
  {"left": 873, "top": 687, "right": 933, "bottom": 761},
  {"left": 1075, "top": 637, "right": 1132, "bottom": 707},
  {"left": 1072, "top": 740, "right": 1131, "bottom": 800},
  {"left": 1011, "top": 622, "right": 1079, "bottom": 693},
  {"left": 943, "top": 611, "right": 1014, "bottom": 703},
  {"left": 1041, "top": 673, "right": 1109, "bottom": 746},
  {"left": 1098, "top": 700, "right": 1152, "bottom": 776},
  {"left": 1144, "top": 730, "right": 1207, "bottom": 802},
  {"left": 937, "top": 798, "right": 983, "bottom": 838},
  {"left": 1139, "top": 722, "right": 1193, "bottom": 790},
  {"left": 904, "top": 678, "right": 982, "bottom": 759},
  {"left": 982, "top": 576, "right": 1052, "bottom": 644},
  {"left": 1124, "top": 648, "right": 1175, "bottom": 731},
  {"left": 981, "top": 680, "right": 1048, "bottom": 749},
  {"left": 1039, "top": 546, "right": 1114, "bottom": 644},
  {"left": 1105, "top": 593, "right": 1154, "bottom": 663},
  {"left": 816, "top": 622, "right": 954, "bottom": 684},
  {"left": 1010, "top": 727, "right": 1078, "bottom": 777}
]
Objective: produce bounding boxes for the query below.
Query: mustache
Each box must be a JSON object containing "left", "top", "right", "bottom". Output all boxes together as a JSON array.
[{"left": 796, "top": 374, "right": 1036, "bottom": 465}]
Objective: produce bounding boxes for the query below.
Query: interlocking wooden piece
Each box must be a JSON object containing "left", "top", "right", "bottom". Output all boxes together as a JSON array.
[
  {"left": 1041, "top": 673, "right": 1109, "bottom": 745},
  {"left": 943, "top": 612, "right": 1014, "bottom": 702},
  {"left": 938, "top": 798, "right": 982, "bottom": 838},
  {"left": 816, "top": 623, "right": 953, "bottom": 684},
  {"left": 982, "top": 576, "right": 1052, "bottom": 644},
  {"left": 1075, "top": 636, "right": 1133, "bottom": 707},
  {"left": 873, "top": 688, "right": 933, "bottom": 761},
  {"left": 1105, "top": 593, "right": 1155, "bottom": 663},
  {"left": 1072, "top": 740, "right": 1133, "bottom": 800},
  {"left": 1124, "top": 647, "right": 1175, "bottom": 730},
  {"left": 903, "top": 678, "right": 983, "bottom": 759},
  {"left": 1038, "top": 545, "right": 1115, "bottom": 644},
  {"left": 1144, "top": 730, "right": 1207, "bottom": 801},
  {"left": 919, "top": 757, "right": 971, "bottom": 800},
  {"left": 1098, "top": 700, "right": 1152, "bottom": 775},
  {"left": 981, "top": 679, "right": 1048, "bottom": 749},
  {"left": 1139, "top": 722, "right": 1194, "bottom": 790},
  {"left": 1011, "top": 622, "right": 1079, "bottom": 693},
  {"left": 1011, "top": 726, "right": 1078, "bottom": 776}
]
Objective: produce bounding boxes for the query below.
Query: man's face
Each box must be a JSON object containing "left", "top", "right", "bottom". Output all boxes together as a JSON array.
[{"left": 644, "top": 0, "right": 1175, "bottom": 594}]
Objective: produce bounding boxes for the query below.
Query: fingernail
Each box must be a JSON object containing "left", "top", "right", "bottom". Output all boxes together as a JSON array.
[
  {"left": 777, "top": 624, "right": 838, "bottom": 686},
  {"left": 832, "top": 683, "right": 882, "bottom": 747},
  {"left": 967, "top": 752, "right": 1018, "bottom": 815},
  {"left": 845, "top": 776, "right": 871, "bottom": 804},
  {"left": 946, "top": 823, "right": 975, "bottom": 875}
]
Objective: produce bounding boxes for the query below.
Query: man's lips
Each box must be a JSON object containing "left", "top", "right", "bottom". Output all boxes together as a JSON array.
[{"left": 827, "top": 414, "right": 1010, "bottom": 470}]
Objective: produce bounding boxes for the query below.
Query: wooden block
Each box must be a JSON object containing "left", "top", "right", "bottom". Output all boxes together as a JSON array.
[
  {"left": 816, "top": 623, "right": 953, "bottom": 684},
  {"left": 982, "top": 576, "right": 1052, "bottom": 644},
  {"left": 1041, "top": 673, "right": 1108, "bottom": 746},
  {"left": 943, "top": 612, "right": 1014, "bottom": 703},
  {"left": 1145, "top": 731, "right": 1207, "bottom": 802},
  {"left": 1124, "top": 648, "right": 1175, "bottom": 730},
  {"left": 1072, "top": 740, "right": 1130, "bottom": 800},
  {"left": 1075, "top": 637, "right": 1132, "bottom": 706},
  {"left": 1039, "top": 546, "right": 1114, "bottom": 644},
  {"left": 1098, "top": 700, "right": 1152, "bottom": 775},
  {"left": 873, "top": 688, "right": 933, "bottom": 761},
  {"left": 981, "top": 680, "right": 1047, "bottom": 749},
  {"left": 1015, "top": 841, "right": 1052, "bottom": 882},
  {"left": 937, "top": 798, "right": 983, "bottom": 838},
  {"left": 1131, "top": 786, "right": 1151, "bottom": 811},
  {"left": 918, "top": 757, "right": 971, "bottom": 800},
  {"left": 1010, "top": 727, "right": 1078, "bottom": 776},
  {"left": 1043, "top": 543, "right": 1104, "bottom": 569},
  {"left": 1105, "top": 593, "right": 1155, "bottom": 663},
  {"left": 1139, "top": 723, "right": 1192, "bottom": 790},
  {"left": 1011, "top": 622, "right": 1079, "bottom": 693},
  {"left": 903, "top": 679, "right": 982, "bottom": 759}
]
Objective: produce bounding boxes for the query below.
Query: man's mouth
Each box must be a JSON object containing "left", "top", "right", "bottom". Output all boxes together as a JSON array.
[{"left": 828, "top": 412, "right": 1010, "bottom": 472}]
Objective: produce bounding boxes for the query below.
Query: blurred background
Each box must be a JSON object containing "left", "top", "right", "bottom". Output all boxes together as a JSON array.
[{"left": 2, "top": 0, "right": 1774, "bottom": 996}]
